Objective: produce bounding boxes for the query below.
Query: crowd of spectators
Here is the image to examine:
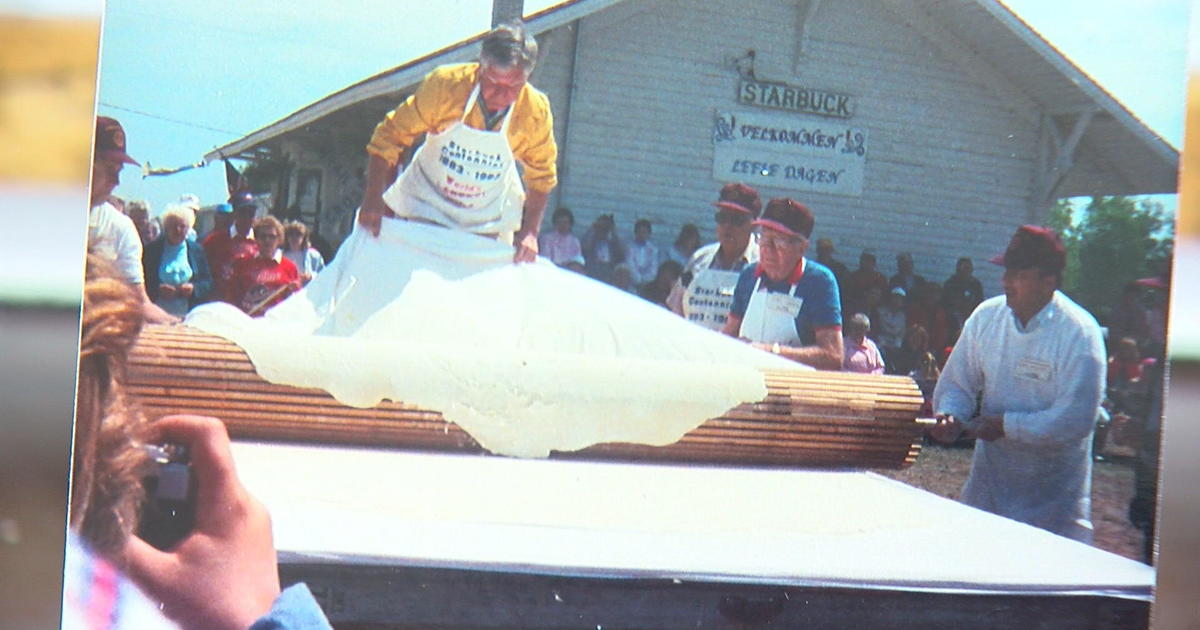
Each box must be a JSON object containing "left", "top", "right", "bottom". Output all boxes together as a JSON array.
[
  {"left": 101, "top": 184, "right": 326, "bottom": 320},
  {"left": 540, "top": 206, "right": 691, "bottom": 310}
]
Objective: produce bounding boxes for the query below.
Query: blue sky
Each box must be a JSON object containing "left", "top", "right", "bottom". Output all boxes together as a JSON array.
[{"left": 87, "top": 0, "right": 1192, "bottom": 218}]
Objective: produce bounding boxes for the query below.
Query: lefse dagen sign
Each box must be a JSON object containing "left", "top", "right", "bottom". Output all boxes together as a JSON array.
[{"left": 712, "top": 110, "right": 869, "bottom": 197}]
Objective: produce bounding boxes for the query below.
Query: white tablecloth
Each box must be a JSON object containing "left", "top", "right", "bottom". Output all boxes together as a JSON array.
[{"left": 232, "top": 442, "right": 1154, "bottom": 600}]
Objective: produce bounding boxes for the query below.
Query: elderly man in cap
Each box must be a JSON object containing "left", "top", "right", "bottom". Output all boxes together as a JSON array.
[
  {"left": 358, "top": 22, "right": 557, "bottom": 263},
  {"left": 87, "top": 116, "right": 177, "bottom": 324},
  {"left": 667, "top": 183, "right": 762, "bottom": 331},
  {"left": 930, "top": 225, "right": 1105, "bottom": 543},
  {"left": 721, "top": 198, "right": 843, "bottom": 370},
  {"left": 205, "top": 191, "right": 261, "bottom": 303}
]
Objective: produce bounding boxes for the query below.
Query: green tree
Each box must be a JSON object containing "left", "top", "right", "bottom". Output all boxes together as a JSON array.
[{"left": 1045, "top": 196, "right": 1173, "bottom": 323}]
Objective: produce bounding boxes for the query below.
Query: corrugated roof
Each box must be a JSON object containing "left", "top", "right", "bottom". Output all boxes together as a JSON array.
[{"left": 205, "top": 0, "right": 1179, "bottom": 196}]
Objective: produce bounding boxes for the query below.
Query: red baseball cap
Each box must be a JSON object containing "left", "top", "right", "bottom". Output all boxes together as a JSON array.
[
  {"left": 752, "top": 198, "right": 815, "bottom": 239},
  {"left": 989, "top": 225, "right": 1065, "bottom": 274},
  {"left": 713, "top": 182, "right": 762, "bottom": 217},
  {"left": 94, "top": 116, "right": 139, "bottom": 166}
]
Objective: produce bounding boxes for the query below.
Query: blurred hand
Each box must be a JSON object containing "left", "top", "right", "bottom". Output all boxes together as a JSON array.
[
  {"left": 513, "top": 230, "right": 539, "bottom": 263},
  {"left": 357, "top": 196, "right": 388, "bottom": 237},
  {"left": 929, "top": 413, "right": 963, "bottom": 444},
  {"left": 120, "top": 415, "right": 280, "bottom": 630},
  {"left": 976, "top": 414, "right": 1005, "bottom": 441},
  {"left": 143, "top": 299, "right": 182, "bottom": 325}
]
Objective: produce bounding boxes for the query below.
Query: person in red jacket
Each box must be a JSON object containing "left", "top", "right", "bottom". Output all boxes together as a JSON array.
[
  {"left": 207, "top": 191, "right": 261, "bottom": 303},
  {"left": 229, "top": 216, "right": 300, "bottom": 316}
]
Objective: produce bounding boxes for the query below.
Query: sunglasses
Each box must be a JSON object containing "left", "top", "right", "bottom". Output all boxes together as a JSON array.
[{"left": 714, "top": 210, "right": 751, "bottom": 226}]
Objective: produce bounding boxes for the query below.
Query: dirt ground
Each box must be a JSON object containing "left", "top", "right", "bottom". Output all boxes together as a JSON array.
[{"left": 876, "top": 441, "right": 1149, "bottom": 563}]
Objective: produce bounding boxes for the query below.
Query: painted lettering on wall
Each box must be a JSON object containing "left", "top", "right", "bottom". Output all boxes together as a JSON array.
[
  {"left": 738, "top": 79, "right": 855, "bottom": 119},
  {"left": 712, "top": 110, "right": 868, "bottom": 196}
]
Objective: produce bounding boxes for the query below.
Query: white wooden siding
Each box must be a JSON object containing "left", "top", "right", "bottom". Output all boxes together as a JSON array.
[{"left": 529, "top": 0, "right": 1050, "bottom": 296}]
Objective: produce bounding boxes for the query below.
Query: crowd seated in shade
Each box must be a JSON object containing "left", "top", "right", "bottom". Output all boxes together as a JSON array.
[
  {"left": 888, "top": 323, "right": 930, "bottom": 376},
  {"left": 906, "top": 282, "right": 949, "bottom": 358},
  {"left": 872, "top": 286, "right": 907, "bottom": 366},
  {"left": 610, "top": 263, "right": 636, "bottom": 293},
  {"left": 842, "top": 313, "right": 885, "bottom": 375},
  {"left": 580, "top": 214, "right": 625, "bottom": 283},
  {"left": 888, "top": 252, "right": 925, "bottom": 297},
  {"left": 626, "top": 219, "right": 660, "bottom": 289},
  {"left": 665, "top": 223, "right": 700, "bottom": 267},
  {"left": 639, "top": 259, "right": 683, "bottom": 308},
  {"left": 844, "top": 251, "right": 888, "bottom": 317},
  {"left": 538, "top": 206, "right": 583, "bottom": 266}
]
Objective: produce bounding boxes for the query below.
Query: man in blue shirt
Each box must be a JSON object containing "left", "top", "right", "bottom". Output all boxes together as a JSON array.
[{"left": 722, "top": 198, "right": 842, "bottom": 369}]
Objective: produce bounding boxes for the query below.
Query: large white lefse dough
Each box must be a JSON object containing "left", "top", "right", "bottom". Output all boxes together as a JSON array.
[{"left": 187, "top": 218, "right": 799, "bottom": 457}]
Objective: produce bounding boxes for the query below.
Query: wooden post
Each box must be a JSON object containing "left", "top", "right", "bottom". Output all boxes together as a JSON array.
[{"left": 491, "top": 0, "right": 524, "bottom": 27}]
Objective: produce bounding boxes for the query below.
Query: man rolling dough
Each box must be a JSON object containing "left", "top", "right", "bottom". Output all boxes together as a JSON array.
[{"left": 358, "top": 22, "right": 558, "bottom": 263}]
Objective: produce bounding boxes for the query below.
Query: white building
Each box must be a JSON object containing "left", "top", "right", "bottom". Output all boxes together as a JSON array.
[{"left": 205, "top": 0, "right": 1177, "bottom": 295}]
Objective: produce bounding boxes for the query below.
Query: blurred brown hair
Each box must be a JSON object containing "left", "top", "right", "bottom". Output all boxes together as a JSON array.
[{"left": 71, "top": 254, "right": 151, "bottom": 554}]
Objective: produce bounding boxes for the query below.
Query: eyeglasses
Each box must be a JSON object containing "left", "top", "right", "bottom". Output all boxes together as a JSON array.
[
  {"left": 714, "top": 211, "right": 751, "bottom": 227},
  {"left": 756, "top": 229, "right": 806, "bottom": 250}
]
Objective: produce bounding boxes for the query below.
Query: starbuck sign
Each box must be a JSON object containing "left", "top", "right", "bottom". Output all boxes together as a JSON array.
[
  {"left": 737, "top": 79, "right": 855, "bottom": 119},
  {"left": 712, "top": 110, "right": 869, "bottom": 196}
]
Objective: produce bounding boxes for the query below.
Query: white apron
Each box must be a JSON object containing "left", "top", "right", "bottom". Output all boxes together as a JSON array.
[
  {"left": 682, "top": 267, "right": 742, "bottom": 331},
  {"left": 382, "top": 84, "right": 526, "bottom": 240},
  {"left": 739, "top": 275, "right": 804, "bottom": 345}
]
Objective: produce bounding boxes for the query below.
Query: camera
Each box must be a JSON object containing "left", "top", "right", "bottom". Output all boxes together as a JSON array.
[{"left": 138, "top": 442, "right": 195, "bottom": 550}]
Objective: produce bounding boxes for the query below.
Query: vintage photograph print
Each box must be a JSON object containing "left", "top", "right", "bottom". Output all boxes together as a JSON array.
[{"left": 67, "top": 0, "right": 1189, "bottom": 628}]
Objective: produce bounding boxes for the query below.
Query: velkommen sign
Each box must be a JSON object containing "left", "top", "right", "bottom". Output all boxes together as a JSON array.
[{"left": 712, "top": 110, "right": 869, "bottom": 196}]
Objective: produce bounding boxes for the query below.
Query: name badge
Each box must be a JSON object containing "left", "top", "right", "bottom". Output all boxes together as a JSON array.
[
  {"left": 766, "top": 292, "right": 804, "bottom": 318},
  {"left": 1015, "top": 357, "right": 1053, "bottom": 383}
]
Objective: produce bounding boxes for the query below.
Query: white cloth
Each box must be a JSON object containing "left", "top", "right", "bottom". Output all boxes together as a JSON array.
[
  {"left": 87, "top": 202, "right": 144, "bottom": 285},
  {"left": 382, "top": 84, "right": 525, "bottom": 238},
  {"left": 933, "top": 292, "right": 1106, "bottom": 542},
  {"left": 238, "top": 443, "right": 1154, "bottom": 599},
  {"left": 668, "top": 239, "right": 760, "bottom": 331},
  {"left": 187, "top": 217, "right": 797, "bottom": 458}
]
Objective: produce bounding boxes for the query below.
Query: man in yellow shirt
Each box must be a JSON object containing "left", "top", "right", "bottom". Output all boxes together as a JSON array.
[{"left": 359, "top": 22, "right": 558, "bottom": 263}]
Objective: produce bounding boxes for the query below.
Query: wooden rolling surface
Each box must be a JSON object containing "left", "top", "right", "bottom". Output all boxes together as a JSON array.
[{"left": 127, "top": 325, "right": 930, "bottom": 469}]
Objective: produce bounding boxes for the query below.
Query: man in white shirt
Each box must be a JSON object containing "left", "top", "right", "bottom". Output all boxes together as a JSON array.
[
  {"left": 88, "top": 116, "right": 177, "bottom": 324},
  {"left": 930, "top": 225, "right": 1105, "bottom": 543},
  {"left": 666, "top": 183, "right": 761, "bottom": 331}
]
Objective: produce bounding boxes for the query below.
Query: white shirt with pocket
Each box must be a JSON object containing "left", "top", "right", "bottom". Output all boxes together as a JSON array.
[{"left": 933, "top": 291, "right": 1105, "bottom": 543}]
